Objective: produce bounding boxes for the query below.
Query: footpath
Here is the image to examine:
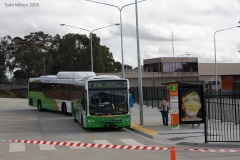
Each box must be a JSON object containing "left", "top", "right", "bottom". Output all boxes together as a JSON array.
[{"left": 129, "top": 103, "right": 240, "bottom": 149}]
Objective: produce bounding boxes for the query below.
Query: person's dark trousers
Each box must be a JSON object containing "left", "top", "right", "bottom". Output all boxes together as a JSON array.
[{"left": 161, "top": 110, "right": 169, "bottom": 126}]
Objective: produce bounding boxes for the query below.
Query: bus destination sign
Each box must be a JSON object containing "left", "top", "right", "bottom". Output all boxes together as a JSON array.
[{"left": 88, "top": 80, "right": 127, "bottom": 89}]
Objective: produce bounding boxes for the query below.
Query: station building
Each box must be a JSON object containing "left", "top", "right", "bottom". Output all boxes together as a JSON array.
[{"left": 99, "top": 57, "right": 240, "bottom": 91}]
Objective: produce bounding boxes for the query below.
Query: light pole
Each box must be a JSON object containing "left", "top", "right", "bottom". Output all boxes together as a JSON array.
[
  {"left": 60, "top": 23, "right": 119, "bottom": 72},
  {"left": 134, "top": 0, "right": 144, "bottom": 125},
  {"left": 178, "top": 52, "right": 190, "bottom": 57},
  {"left": 85, "top": 0, "right": 146, "bottom": 78},
  {"left": 214, "top": 25, "right": 240, "bottom": 91}
]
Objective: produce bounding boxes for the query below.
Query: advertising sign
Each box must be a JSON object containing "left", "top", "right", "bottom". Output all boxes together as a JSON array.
[
  {"left": 179, "top": 85, "right": 204, "bottom": 124},
  {"left": 169, "top": 83, "right": 179, "bottom": 129}
]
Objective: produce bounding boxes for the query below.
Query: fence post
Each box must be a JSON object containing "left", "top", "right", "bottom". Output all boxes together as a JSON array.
[
  {"left": 157, "top": 87, "right": 159, "bottom": 109},
  {"left": 151, "top": 87, "right": 154, "bottom": 108},
  {"left": 170, "top": 146, "right": 176, "bottom": 160},
  {"left": 219, "top": 89, "right": 223, "bottom": 122}
]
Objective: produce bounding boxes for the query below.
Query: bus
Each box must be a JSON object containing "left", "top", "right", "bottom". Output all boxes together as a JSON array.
[
  {"left": 28, "top": 71, "right": 96, "bottom": 115},
  {"left": 72, "top": 75, "right": 131, "bottom": 129}
]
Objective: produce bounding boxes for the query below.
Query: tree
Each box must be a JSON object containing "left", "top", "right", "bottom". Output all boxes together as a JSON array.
[
  {"left": 0, "top": 35, "right": 13, "bottom": 82},
  {"left": 124, "top": 64, "right": 133, "bottom": 70},
  {"left": 113, "top": 62, "right": 122, "bottom": 72},
  {"left": 2, "top": 31, "right": 123, "bottom": 80},
  {"left": 53, "top": 33, "right": 90, "bottom": 72},
  {"left": 12, "top": 31, "right": 53, "bottom": 78},
  {"left": 92, "top": 34, "right": 121, "bottom": 73}
]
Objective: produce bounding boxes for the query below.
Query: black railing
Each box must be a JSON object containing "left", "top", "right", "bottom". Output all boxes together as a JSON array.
[
  {"left": 131, "top": 87, "right": 240, "bottom": 142},
  {"left": 205, "top": 90, "right": 240, "bottom": 142},
  {"left": 130, "top": 86, "right": 169, "bottom": 108}
]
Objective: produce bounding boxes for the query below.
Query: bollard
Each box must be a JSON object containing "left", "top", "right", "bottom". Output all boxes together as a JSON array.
[{"left": 170, "top": 146, "right": 176, "bottom": 160}]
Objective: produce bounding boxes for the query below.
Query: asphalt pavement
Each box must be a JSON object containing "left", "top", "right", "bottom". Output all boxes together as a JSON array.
[{"left": 129, "top": 103, "right": 240, "bottom": 149}]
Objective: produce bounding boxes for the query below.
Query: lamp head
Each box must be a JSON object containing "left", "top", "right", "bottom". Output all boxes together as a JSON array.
[
  {"left": 115, "top": 23, "right": 120, "bottom": 26},
  {"left": 60, "top": 24, "right": 65, "bottom": 26}
]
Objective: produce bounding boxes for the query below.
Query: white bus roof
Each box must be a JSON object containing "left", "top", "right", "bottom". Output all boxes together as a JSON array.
[
  {"left": 39, "top": 75, "right": 57, "bottom": 79},
  {"left": 56, "top": 71, "right": 96, "bottom": 79},
  {"left": 83, "top": 75, "right": 121, "bottom": 80},
  {"left": 29, "top": 72, "right": 124, "bottom": 85}
]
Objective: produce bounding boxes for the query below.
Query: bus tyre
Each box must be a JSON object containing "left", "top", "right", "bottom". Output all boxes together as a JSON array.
[
  {"left": 37, "top": 101, "right": 43, "bottom": 112},
  {"left": 62, "top": 103, "right": 67, "bottom": 116}
]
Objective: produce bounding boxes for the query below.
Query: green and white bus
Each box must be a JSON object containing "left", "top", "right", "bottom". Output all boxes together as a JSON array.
[
  {"left": 72, "top": 75, "right": 131, "bottom": 129},
  {"left": 28, "top": 72, "right": 96, "bottom": 115}
]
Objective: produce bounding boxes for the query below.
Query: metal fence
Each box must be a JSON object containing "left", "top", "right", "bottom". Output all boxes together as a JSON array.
[
  {"left": 130, "top": 86, "right": 169, "bottom": 108},
  {"left": 131, "top": 86, "right": 240, "bottom": 142},
  {"left": 205, "top": 90, "right": 240, "bottom": 142}
]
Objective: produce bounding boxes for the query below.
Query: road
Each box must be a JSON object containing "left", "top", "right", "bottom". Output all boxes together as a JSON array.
[
  {"left": 0, "top": 98, "right": 167, "bottom": 160},
  {"left": 0, "top": 98, "right": 239, "bottom": 160}
]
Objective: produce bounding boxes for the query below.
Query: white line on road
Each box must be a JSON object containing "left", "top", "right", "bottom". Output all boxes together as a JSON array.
[
  {"left": 120, "top": 139, "right": 144, "bottom": 146},
  {"left": 9, "top": 143, "right": 25, "bottom": 152},
  {"left": 39, "top": 144, "right": 56, "bottom": 150}
]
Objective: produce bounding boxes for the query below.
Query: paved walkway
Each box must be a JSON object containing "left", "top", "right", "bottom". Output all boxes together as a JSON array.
[{"left": 129, "top": 103, "right": 240, "bottom": 149}]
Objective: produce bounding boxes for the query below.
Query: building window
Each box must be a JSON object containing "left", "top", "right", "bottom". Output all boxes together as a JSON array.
[
  {"left": 162, "top": 62, "right": 182, "bottom": 72},
  {"left": 162, "top": 62, "right": 197, "bottom": 73},
  {"left": 183, "top": 62, "right": 198, "bottom": 72}
]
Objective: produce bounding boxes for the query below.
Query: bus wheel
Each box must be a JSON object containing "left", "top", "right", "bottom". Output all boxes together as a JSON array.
[
  {"left": 37, "top": 100, "right": 43, "bottom": 112},
  {"left": 62, "top": 103, "right": 67, "bottom": 116}
]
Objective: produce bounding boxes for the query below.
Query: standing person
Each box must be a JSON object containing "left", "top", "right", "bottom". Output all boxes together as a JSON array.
[{"left": 159, "top": 97, "right": 170, "bottom": 126}]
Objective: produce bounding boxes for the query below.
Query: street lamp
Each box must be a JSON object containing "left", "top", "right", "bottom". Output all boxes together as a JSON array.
[
  {"left": 85, "top": 0, "right": 146, "bottom": 78},
  {"left": 214, "top": 25, "right": 240, "bottom": 91},
  {"left": 178, "top": 52, "right": 190, "bottom": 57},
  {"left": 60, "top": 23, "right": 120, "bottom": 72},
  {"left": 134, "top": 0, "right": 144, "bottom": 125}
]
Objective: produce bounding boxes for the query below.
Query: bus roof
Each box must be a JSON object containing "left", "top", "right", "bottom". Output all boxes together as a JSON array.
[
  {"left": 28, "top": 72, "right": 127, "bottom": 86},
  {"left": 56, "top": 71, "right": 96, "bottom": 79},
  {"left": 82, "top": 75, "right": 121, "bottom": 80}
]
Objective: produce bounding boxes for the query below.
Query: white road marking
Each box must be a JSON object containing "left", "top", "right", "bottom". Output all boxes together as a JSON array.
[
  {"left": 120, "top": 139, "right": 144, "bottom": 146},
  {"left": 39, "top": 144, "right": 56, "bottom": 150},
  {"left": 9, "top": 143, "right": 25, "bottom": 152},
  {"left": 93, "top": 140, "right": 112, "bottom": 145}
]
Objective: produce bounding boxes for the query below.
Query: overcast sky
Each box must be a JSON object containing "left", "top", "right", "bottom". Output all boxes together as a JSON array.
[{"left": 1, "top": 0, "right": 240, "bottom": 68}]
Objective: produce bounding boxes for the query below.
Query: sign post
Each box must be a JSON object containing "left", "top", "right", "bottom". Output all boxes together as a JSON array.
[{"left": 169, "top": 83, "right": 180, "bottom": 129}]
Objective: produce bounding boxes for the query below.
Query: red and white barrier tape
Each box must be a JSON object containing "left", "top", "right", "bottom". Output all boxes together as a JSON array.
[
  {"left": 183, "top": 148, "right": 240, "bottom": 153},
  {"left": 2, "top": 140, "right": 240, "bottom": 153},
  {"left": 2, "top": 140, "right": 168, "bottom": 151}
]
